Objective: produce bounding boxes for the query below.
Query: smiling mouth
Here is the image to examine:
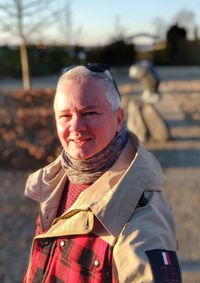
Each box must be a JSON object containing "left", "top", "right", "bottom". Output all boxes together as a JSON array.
[{"left": 69, "top": 138, "right": 92, "bottom": 145}]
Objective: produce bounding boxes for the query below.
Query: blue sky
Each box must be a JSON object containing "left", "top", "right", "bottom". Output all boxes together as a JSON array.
[
  {"left": 68, "top": 0, "right": 200, "bottom": 46},
  {"left": 1, "top": 0, "right": 199, "bottom": 46}
]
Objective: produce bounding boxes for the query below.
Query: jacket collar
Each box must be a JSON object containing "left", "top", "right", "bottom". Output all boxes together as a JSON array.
[
  {"left": 25, "top": 133, "right": 163, "bottom": 237},
  {"left": 84, "top": 134, "right": 163, "bottom": 237}
]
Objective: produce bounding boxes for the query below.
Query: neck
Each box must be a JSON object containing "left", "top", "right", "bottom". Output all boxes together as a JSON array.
[{"left": 61, "top": 125, "right": 129, "bottom": 184}]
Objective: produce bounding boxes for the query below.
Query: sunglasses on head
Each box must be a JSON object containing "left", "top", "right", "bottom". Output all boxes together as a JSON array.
[{"left": 61, "top": 63, "right": 121, "bottom": 99}]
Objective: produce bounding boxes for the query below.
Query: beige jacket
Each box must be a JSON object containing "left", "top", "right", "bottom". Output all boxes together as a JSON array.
[{"left": 25, "top": 134, "right": 177, "bottom": 282}]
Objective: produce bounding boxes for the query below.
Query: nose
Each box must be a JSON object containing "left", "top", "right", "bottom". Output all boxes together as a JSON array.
[{"left": 69, "top": 114, "right": 86, "bottom": 132}]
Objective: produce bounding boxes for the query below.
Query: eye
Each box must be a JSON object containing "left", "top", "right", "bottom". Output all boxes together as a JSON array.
[
  {"left": 58, "top": 114, "right": 71, "bottom": 120},
  {"left": 83, "top": 112, "right": 98, "bottom": 116}
]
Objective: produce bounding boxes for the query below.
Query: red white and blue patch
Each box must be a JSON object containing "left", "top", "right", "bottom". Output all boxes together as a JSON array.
[
  {"left": 145, "top": 249, "right": 182, "bottom": 283},
  {"left": 162, "top": 251, "right": 172, "bottom": 266}
]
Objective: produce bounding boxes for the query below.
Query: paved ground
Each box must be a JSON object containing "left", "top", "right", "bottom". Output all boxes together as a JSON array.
[
  {"left": 146, "top": 87, "right": 200, "bottom": 283},
  {"left": 0, "top": 66, "right": 200, "bottom": 90}
]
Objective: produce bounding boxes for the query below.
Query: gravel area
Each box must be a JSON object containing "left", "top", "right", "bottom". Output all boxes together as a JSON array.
[{"left": 0, "top": 171, "right": 36, "bottom": 283}]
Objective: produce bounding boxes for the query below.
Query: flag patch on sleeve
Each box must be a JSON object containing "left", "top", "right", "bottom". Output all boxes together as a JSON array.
[{"left": 145, "top": 249, "right": 182, "bottom": 283}]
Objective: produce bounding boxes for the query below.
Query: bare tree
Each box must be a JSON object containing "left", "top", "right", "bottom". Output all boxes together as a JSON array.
[
  {"left": 57, "top": 3, "right": 83, "bottom": 46},
  {"left": 174, "top": 9, "right": 196, "bottom": 40},
  {"left": 109, "top": 15, "right": 127, "bottom": 42},
  {"left": 0, "top": 0, "right": 70, "bottom": 90},
  {"left": 152, "top": 17, "right": 167, "bottom": 40}
]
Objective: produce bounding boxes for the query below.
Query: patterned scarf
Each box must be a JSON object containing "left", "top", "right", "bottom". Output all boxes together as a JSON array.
[{"left": 61, "top": 125, "right": 129, "bottom": 184}]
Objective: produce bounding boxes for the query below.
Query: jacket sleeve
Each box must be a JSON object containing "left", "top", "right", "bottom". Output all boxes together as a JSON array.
[{"left": 112, "top": 191, "right": 182, "bottom": 283}]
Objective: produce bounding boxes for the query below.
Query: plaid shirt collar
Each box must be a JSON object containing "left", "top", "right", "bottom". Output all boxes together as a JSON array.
[{"left": 25, "top": 133, "right": 163, "bottom": 238}]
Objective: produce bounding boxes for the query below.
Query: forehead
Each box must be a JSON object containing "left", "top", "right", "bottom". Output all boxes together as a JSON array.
[
  {"left": 55, "top": 77, "right": 109, "bottom": 107},
  {"left": 57, "top": 76, "right": 105, "bottom": 91}
]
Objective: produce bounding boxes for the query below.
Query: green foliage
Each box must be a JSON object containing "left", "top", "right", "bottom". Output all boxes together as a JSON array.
[
  {"left": 103, "top": 40, "right": 136, "bottom": 66},
  {"left": 158, "top": 40, "right": 200, "bottom": 66},
  {"left": 0, "top": 45, "right": 76, "bottom": 77},
  {"left": 47, "top": 47, "right": 72, "bottom": 73},
  {"left": 87, "top": 40, "right": 136, "bottom": 66},
  {"left": 164, "top": 24, "right": 200, "bottom": 65},
  {"left": 29, "top": 46, "right": 73, "bottom": 76},
  {"left": 1, "top": 37, "right": 200, "bottom": 79},
  {"left": 153, "top": 23, "right": 200, "bottom": 65},
  {"left": 0, "top": 46, "right": 21, "bottom": 77},
  {"left": 153, "top": 49, "right": 169, "bottom": 66}
]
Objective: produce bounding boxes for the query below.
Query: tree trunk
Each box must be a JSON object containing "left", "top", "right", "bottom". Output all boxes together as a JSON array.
[{"left": 20, "top": 42, "right": 31, "bottom": 90}]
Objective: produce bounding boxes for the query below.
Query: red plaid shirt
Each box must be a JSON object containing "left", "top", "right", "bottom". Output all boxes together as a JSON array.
[
  {"left": 24, "top": 233, "right": 118, "bottom": 283},
  {"left": 24, "top": 182, "right": 118, "bottom": 283}
]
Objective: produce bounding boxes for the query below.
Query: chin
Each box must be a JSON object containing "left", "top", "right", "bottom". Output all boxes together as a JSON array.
[{"left": 70, "top": 150, "right": 93, "bottom": 160}]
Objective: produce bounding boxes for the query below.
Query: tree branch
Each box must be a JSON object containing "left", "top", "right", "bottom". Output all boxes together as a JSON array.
[
  {"left": 0, "top": 19, "right": 16, "bottom": 32},
  {"left": 24, "top": 0, "right": 47, "bottom": 7},
  {"left": 0, "top": 4, "right": 17, "bottom": 17},
  {"left": 25, "top": 6, "right": 68, "bottom": 36}
]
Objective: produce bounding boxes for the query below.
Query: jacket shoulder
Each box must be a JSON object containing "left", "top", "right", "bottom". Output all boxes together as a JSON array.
[
  {"left": 24, "top": 155, "right": 62, "bottom": 201},
  {"left": 113, "top": 191, "right": 178, "bottom": 282}
]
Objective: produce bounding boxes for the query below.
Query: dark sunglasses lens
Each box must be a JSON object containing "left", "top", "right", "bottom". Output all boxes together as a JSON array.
[{"left": 86, "top": 63, "right": 108, "bottom": 73}]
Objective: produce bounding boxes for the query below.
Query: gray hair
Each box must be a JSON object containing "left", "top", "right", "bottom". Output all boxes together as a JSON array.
[{"left": 56, "top": 66, "right": 121, "bottom": 111}]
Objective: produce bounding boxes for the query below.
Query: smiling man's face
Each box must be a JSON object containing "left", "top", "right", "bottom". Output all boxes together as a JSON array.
[{"left": 54, "top": 77, "right": 123, "bottom": 160}]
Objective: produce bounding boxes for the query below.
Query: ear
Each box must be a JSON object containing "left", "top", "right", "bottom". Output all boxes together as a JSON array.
[{"left": 116, "top": 108, "right": 124, "bottom": 132}]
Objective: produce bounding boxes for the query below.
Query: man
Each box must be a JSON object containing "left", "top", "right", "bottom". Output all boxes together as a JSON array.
[{"left": 24, "top": 64, "right": 182, "bottom": 282}]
